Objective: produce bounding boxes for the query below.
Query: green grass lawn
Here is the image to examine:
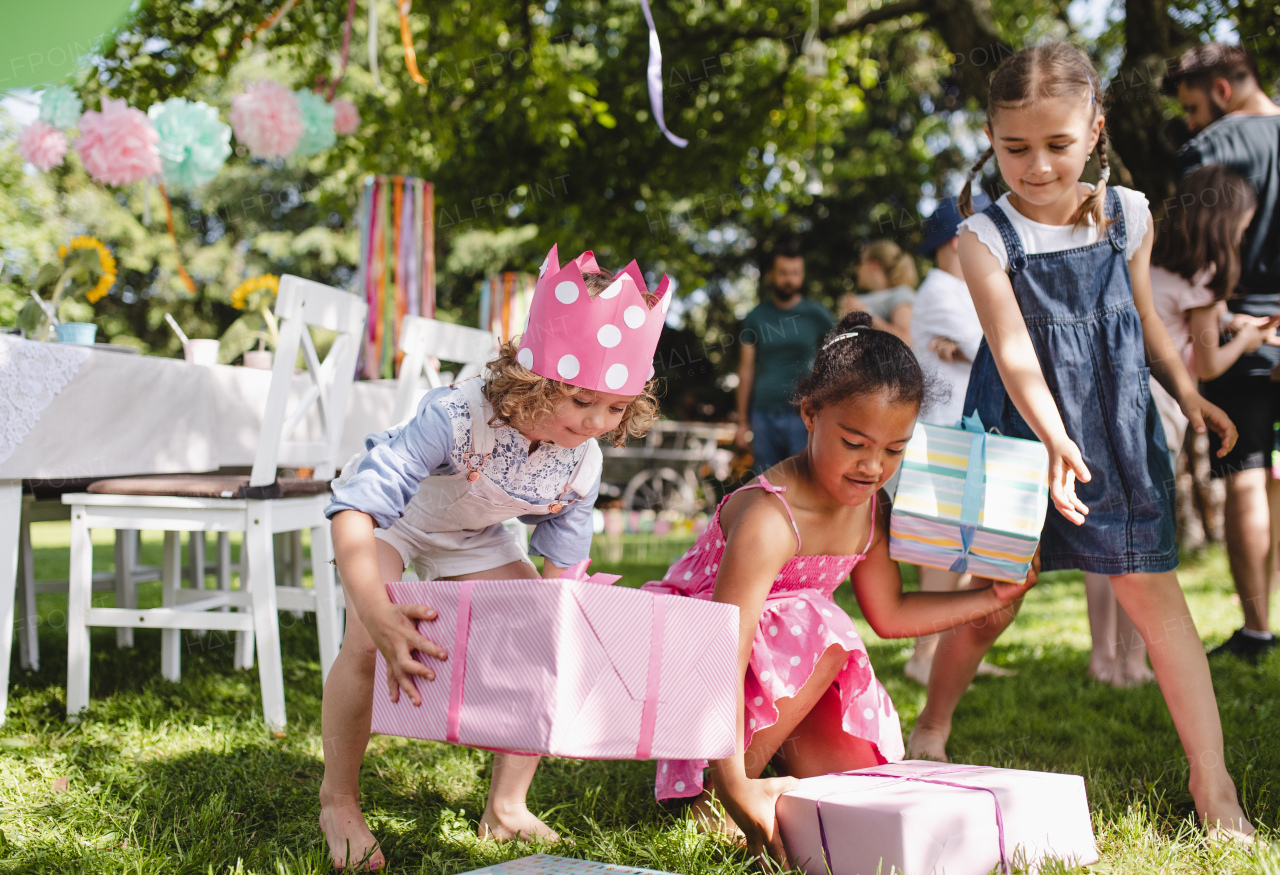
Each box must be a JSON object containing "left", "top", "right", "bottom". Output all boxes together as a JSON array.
[{"left": 2, "top": 525, "right": 1279, "bottom": 874}]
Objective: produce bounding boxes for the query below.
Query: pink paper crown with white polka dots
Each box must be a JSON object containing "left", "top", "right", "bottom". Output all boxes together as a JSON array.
[{"left": 515, "top": 244, "right": 671, "bottom": 395}]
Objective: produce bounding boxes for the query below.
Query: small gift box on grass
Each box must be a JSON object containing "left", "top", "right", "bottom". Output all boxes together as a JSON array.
[
  {"left": 457, "top": 855, "right": 678, "bottom": 874},
  {"left": 776, "top": 761, "right": 1099, "bottom": 875},
  {"left": 371, "top": 561, "right": 738, "bottom": 760},
  {"left": 890, "top": 413, "right": 1049, "bottom": 583}
]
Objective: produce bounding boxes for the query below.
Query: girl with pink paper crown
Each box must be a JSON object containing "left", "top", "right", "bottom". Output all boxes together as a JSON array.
[
  {"left": 321, "top": 246, "right": 670, "bottom": 870},
  {"left": 643, "top": 309, "right": 1042, "bottom": 862}
]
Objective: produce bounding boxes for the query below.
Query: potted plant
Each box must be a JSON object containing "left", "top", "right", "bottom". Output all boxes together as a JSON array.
[
  {"left": 16, "top": 235, "right": 116, "bottom": 344},
  {"left": 221, "top": 273, "right": 279, "bottom": 368}
]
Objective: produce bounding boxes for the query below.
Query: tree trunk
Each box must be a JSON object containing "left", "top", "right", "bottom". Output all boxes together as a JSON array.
[
  {"left": 924, "top": 0, "right": 1012, "bottom": 103},
  {"left": 1105, "top": 0, "right": 1180, "bottom": 203}
]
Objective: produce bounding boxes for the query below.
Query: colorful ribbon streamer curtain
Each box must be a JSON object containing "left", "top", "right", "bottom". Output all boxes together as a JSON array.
[
  {"left": 357, "top": 175, "right": 436, "bottom": 379},
  {"left": 479, "top": 272, "right": 534, "bottom": 343}
]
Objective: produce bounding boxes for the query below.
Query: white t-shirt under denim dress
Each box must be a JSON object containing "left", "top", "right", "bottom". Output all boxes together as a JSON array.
[
  {"left": 963, "top": 189, "right": 1187, "bottom": 455},
  {"left": 327, "top": 379, "right": 601, "bottom": 578}
]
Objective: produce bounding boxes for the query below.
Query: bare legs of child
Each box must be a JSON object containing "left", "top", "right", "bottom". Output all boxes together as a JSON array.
[
  {"left": 904, "top": 567, "right": 1015, "bottom": 685},
  {"left": 908, "top": 573, "right": 1254, "bottom": 838},
  {"left": 907, "top": 596, "right": 1022, "bottom": 763},
  {"left": 319, "top": 542, "right": 558, "bottom": 869},
  {"left": 1084, "top": 572, "right": 1154, "bottom": 686},
  {"left": 689, "top": 644, "right": 881, "bottom": 837}
]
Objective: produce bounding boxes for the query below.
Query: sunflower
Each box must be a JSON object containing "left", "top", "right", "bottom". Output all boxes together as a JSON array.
[
  {"left": 58, "top": 235, "right": 117, "bottom": 304},
  {"left": 231, "top": 274, "right": 280, "bottom": 310}
]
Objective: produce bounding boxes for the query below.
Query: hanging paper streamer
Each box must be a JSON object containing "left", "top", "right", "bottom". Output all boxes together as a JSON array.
[
  {"left": 368, "top": 0, "right": 384, "bottom": 89},
  {"left": 399, "top": 0, "right": 429, "bottom": 85},
  {"left": 158, "top": 182, "right": 198, "bottom": 294},
  {"left": 356, "top": 175, "right": 437, "bottom": 379},
  {"left": 324, "top": 0, "right": 360, "bottom": 100},
  {"left": 637, "top": 0, "right": 688, "bottom": 148},
  {"left": 479, "top": 273, "right": 534, "bottom": 343}
]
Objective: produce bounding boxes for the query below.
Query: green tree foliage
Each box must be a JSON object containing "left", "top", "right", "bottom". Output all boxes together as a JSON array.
[{"left": 0, "top": 0, "right": 1265, "bottom": 403}]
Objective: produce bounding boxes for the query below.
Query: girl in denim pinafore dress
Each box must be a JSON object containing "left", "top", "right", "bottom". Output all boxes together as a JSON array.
[
  {"left": 908, "top": 42, "right": 1253, "bottom": 839},
  {"left": 963, "top": 187, "right": 1177, "bottom": 575}
]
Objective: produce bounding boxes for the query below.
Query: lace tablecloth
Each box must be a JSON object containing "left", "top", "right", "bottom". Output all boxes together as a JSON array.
[
  {"left": 0, "top": 337, "right": 92, "bottom": 472},
  {"left": 0, "top": 338, "right": 396, "bottom": 479}
]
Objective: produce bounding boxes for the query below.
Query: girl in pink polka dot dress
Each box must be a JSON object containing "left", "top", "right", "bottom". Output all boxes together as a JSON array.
[{"left": 643, "top": 312, "right": 1037, "bottom": 860}]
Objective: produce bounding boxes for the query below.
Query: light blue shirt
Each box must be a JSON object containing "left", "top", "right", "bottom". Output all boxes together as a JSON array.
[{"left": 326, "top": 386, "right": 600, "bottom": 568}]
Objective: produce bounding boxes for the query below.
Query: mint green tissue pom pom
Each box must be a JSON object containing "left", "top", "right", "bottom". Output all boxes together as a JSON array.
[
  {"left": 293, "top": 90, "right": 336, "bottom": 157},
  {"left": 39, "top": 85, "right": 83, "bottom": 130},
  {"left": 148, "top": 98, "right": 232, "bottom": 189}
]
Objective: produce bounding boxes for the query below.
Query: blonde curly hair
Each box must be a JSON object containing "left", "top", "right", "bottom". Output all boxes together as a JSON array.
[{"left": 480, "top": 270, "right": 661, "bottom": 447}]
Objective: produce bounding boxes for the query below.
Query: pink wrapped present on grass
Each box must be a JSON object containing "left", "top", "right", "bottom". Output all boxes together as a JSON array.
[
  {"left": 777, "top": 761, "right": 1099, "bottom": 875},
  {"left": 371, "top": 561, "right": 738, "bottom": 760}
]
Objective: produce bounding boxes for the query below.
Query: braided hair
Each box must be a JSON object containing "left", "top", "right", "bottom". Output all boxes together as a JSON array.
[
  {"left": 959, "top": 42, "right": 1112, "bottom": 232},
  {"left": 794, "top": 311, "right": 945, "bottom": 413}
]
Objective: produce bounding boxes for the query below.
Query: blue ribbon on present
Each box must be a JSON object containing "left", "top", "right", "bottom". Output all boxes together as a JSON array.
[{"left": 948, "top": 413, "right": 988, "bottom": 573}]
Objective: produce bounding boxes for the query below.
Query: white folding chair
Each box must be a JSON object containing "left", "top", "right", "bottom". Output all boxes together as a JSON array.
[
  {"left": 388, "top": 316, "right": 532, "bottom": 547},
  {"left": 63, "top": 276, "right": 367, "bottom": 729},
  {"left": 392, "top": 315, "right": 497, "bottom": 424}
]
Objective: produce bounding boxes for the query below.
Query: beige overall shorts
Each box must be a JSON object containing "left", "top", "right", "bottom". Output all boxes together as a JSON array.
[{"left": 373, "top": 378, "right": 602, "bottom": 579}]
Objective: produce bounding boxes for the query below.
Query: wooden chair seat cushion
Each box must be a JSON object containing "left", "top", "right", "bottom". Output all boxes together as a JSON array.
[
  {"left": 86, "top": 475, "right": 331, "bottom": 500},
  {"left": 23, "top": 478, "right": 100, "bottom": 500}
]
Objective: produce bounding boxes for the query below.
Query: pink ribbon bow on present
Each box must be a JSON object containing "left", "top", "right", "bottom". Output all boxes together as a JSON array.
[{"left": 562, "top": 558, "right": 622, "bottom": 586}]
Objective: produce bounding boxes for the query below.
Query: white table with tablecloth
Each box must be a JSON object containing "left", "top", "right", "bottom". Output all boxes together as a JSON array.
[{"left": 0, "top": 336, "right": 398, "bottom": 724}]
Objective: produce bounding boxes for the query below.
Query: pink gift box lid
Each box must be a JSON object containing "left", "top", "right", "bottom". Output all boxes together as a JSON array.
[
  {"left": 777, "top": 761, "right": 1099, "bottom": 875},
  {"left": 370, "top": 564, "right": 738, "bottom": 761},
  {"left": 456, "top": 854, "right": 678, "bottom": 874}
]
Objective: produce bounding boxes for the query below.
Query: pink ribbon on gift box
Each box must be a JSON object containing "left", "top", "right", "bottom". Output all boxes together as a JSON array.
[
  {"left": 443, "top": 560, "right": 667, "bottom": 760},
  {"left": 814, "top": 765, "right": 1009, "bottom": 875}
]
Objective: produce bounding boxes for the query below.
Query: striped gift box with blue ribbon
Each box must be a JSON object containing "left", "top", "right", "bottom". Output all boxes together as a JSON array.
[{"left": 889, "top": 413, "right": 1049, "bottom": 583}]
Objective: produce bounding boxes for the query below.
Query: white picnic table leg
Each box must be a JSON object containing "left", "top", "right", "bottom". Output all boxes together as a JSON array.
[
  {"left": 18, "top": 497, "right": 39, "bottom": 670},
  {"left": 0, "top": 480, "right": 20, "bottom": 726}
]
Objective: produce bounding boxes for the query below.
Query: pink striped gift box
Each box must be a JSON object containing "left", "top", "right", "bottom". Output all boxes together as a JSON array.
[
  {"left": 370, "top": 564, "right": 739, "bottom": 760},
  {"left": 777, "top": 761, "right": 1098, "bottom": 875}
]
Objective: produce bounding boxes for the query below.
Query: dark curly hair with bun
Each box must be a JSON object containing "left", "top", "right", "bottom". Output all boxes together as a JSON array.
[{"left": 794, "top": 311, "right": 945, "bottom": 412}]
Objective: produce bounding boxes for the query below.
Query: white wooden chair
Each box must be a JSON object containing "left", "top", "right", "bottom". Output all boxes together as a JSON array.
[
  {"left": 392, "top": 315, "right": 498, "bottom": 424},
  {"left": 17, "top": 495, "right": 230, "bottom": 671},
  {"left": 62, "top": 276, "right": 367, "bottom": 729},
  {"left": 388, "top": 317, "right": 531, "bottom": 548}
]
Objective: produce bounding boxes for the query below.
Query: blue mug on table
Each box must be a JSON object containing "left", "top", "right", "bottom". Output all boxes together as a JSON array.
[{"left": 55, "top": 322, "right": 98, "bottom": 345}]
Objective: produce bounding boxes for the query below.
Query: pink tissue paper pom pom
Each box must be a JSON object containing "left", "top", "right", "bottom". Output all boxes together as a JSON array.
[
  {"left": 16, "top": 120, "right": 68, "bottom": 171},
  {"left": 230, "top": 81, "right": 304, "bottom": 159},
  {"left": 332, "top": 98, "right": 360, "bottom": 136},
  {"left": 75, "top": 98, "right": 161, "bottom": 186}
]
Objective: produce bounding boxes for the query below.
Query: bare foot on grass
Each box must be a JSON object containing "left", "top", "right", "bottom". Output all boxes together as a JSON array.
[
  {"left": 1112, "top": 657, "right": 1155, "bottom": 688},
  {"left": 975, "top": 661, "right": 1017, "bottom": 678},
  {"left": 903, "top": 655, "right": 931, "bottom": 686},
  {"left": 319, "top": 789, "right": 384, "bottom": 871},
  {"left": 1192, "top": 778, "right": 1255, "bottom": 844},
  {"left": 905, "top": 724, "right": 950, "bottom": 763},
  {"left": 478, "top": 802, "right": 561, "bottom": 843},
  {"left": 1087, "top": 653, "right": 1116, "bottom": 685}
]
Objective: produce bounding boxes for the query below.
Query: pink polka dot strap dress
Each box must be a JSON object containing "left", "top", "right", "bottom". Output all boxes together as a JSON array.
[{"left": 641, "top": 476, "right": 904, "bottom": 800}]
